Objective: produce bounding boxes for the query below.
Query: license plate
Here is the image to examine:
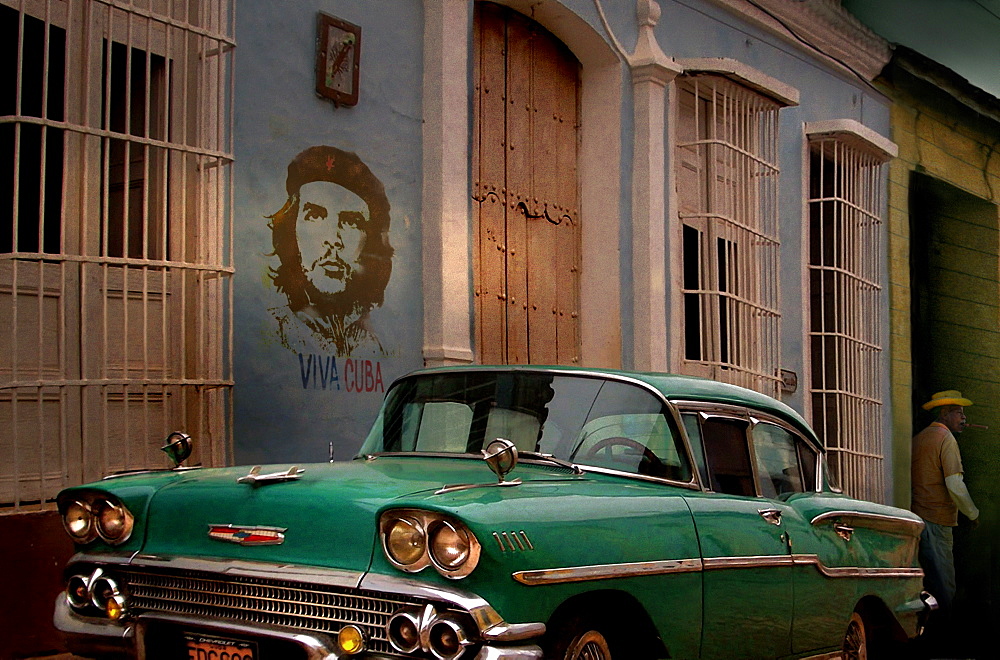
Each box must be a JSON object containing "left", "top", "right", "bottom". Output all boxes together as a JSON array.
[{"left": 183, "top": 632, "right": 257, "bottom": 660}]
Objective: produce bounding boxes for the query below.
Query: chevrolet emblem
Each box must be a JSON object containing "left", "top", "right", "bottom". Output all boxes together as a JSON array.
[{"left": 208, "top": 524, "right": 286, "bottom": 546}]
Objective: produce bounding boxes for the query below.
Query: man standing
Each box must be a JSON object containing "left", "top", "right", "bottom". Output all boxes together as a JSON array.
[{"left": 911, "top": 390, "right": 980, "bottom": 615}]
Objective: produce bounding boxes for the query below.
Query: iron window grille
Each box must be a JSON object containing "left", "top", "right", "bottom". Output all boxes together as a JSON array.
[
  {"left": 1, "top": 0, "right": 234, "bottom": 511},
  {"left": 676, "top": 74, "right": 782, "bottom": 397},
  {"left": 807, "top": 132, "right": 889, "bottom": 503}
]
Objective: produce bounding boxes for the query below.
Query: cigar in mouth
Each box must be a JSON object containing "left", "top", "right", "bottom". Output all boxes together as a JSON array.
[{"left": 966, "top": 423, "right": 989, "bottom": 430}]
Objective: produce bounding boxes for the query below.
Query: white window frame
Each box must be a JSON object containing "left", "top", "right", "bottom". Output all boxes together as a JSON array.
[{"left": 805, "top": 119, "right": 896, "bottom": 503}]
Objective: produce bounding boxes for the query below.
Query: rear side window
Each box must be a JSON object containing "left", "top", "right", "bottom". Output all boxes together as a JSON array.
[
  {"left": 751, "top": 422, "right": 804, "bottom": 498},
  {"left": 688, "top": 416, "right": 755, "bottom": 496}
]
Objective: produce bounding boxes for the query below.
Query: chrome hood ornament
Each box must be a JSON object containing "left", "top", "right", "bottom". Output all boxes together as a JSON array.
[{"left": 237, "top": 465, "right": 305, "bottom": 486}]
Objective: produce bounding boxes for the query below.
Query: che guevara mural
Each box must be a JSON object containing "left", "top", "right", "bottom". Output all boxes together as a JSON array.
[{"left": 266, "top": 145, "right": 394, "bottom": 356}]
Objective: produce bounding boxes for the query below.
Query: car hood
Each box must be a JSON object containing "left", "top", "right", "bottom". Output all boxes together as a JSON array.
[{"left": 137, "top": 456, "right": 567, "bottom": 573}]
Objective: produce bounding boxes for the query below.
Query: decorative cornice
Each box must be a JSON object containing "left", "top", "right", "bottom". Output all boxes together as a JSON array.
[
  {"left": 805, "top": 119, "right": 898, "bottom": 161},
  {"left": 707, "top": 0, "right": 891, "bottom": 83},
  {"left": 677, "top": 57, "right": 799, "bottom": 106}
]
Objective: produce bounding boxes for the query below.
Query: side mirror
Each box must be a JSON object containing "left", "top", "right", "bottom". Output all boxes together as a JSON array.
[
  {"left": 161, "top": 432, "right": 193, "bottom": 468},
  {"left": 482, "top": 438, "right": 518, "bottom": 485}
]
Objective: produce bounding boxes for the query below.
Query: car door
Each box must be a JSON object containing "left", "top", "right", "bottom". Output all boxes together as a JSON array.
[
  {"left": 742, "top": 417, "right": 848, "bottom": 654},
  {"left": 680, "top": 409, "right": 794, "bottom": 660}
]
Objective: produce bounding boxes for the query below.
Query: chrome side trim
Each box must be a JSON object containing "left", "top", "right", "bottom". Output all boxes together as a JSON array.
[
  {"left": 810, "top": 510, "right": 925, "bottom": 538},
  {"left": 512, "top": 558, "right": 703, "bottom": 585},
  {"left": 512, "top": 553, "right": 921, "bottom": 585},
  {"left": 134, "top": 612, "right": 335, "bottom": 660},
  {"left": 791, "top": 554, "right": 925, "bottom": 579},
  {"left": 703, "top": 555, "right": 795, "bottom": 570}
]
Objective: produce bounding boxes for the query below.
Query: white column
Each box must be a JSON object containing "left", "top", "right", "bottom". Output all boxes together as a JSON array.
[
  {"left": 421, "top": 0, "right": 474, "bottom": 366},
  {"left": 629, "top": 0, "right": 681, "bottom": 371}
]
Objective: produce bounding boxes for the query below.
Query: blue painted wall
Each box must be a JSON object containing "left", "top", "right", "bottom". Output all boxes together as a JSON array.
[
  {"left": 231, "top": 0, "right": 893, "bottom": 467},
  {"left": 233, "top": 1, "right": 425, "bottom": 464}
]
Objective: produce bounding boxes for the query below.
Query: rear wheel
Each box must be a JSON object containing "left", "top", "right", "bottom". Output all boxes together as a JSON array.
[{"left": 843, "top": 611, "right": 869, "bottom": 660}]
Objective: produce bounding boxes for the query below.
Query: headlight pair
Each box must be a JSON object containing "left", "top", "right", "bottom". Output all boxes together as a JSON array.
[
  {"left": 59, "top": 492, "right": 134, "bottom": 545},
  {"left": 380, "top": 509, "right": 480, "bottom": 579}
]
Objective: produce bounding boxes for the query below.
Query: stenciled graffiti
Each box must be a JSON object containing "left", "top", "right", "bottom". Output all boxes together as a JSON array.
[
  {"left": 298, "top": 353, "right": 384, "bottom": 393},
  {"left": 267, "top": 146, "right": 393, "bottom": 355}
]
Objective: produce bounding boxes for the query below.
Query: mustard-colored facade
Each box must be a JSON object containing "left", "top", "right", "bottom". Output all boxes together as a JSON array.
[{"left": 881, "top": 46, "right": 1000, "bottom": 650}]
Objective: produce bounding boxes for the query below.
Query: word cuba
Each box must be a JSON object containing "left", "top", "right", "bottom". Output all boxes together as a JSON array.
[{"left": 298, "top": 354, "right": 384, "bottom": 392}]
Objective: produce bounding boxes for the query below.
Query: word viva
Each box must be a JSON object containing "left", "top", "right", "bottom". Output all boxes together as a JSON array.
[{"left": 298, "top": 354, "right": 384, "bottom": 392}]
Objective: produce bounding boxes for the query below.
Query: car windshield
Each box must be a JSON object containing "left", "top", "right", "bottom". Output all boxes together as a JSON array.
[{"left": 360, "top": 371, "right": 693, "bottom": 481}]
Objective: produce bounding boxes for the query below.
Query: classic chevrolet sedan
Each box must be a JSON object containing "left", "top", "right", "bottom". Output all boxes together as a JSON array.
[{"left": 55, "top": 366, "right": 933, "bottom": 660}]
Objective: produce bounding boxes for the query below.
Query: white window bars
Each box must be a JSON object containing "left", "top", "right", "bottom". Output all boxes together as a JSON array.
[
  {"left": 676, "top": 74, "right": 782, "bottom": 397},
  {"left": 1, "top": 0, "right": 234, "bottom": 511},
  {"left": 807, "top": 129, "right": 890, "bottom": 503}
]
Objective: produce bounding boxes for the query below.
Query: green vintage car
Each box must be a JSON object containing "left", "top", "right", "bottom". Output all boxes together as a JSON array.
[{"left": 55, "top": 366, "right": 934, "bottom": 660}]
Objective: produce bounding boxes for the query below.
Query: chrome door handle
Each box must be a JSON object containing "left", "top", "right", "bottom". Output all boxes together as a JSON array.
[
  {"left": 834, "top": 522, "right": 854, "bottom": 541},
  {"left": 758, "top": 508, "right": 782, "bottom": 526}
]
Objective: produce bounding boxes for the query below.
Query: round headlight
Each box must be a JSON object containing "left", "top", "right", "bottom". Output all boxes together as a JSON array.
[
  {"left": 66, "top": 574, "right": 91, "bottom": 610},
  {"left": 387, "top": 609, "right": 422, "bottom": 654},
  {"left": 94, "top": 498, "right": 130, "bottom": 542},
  {"left": 429, "top": 520, "right": 471, "bottom": 570},
  {"left": 385, "top": 517, "right": 425, "bottom": 567},
  {"left": 64, "top": 500, "right": 93, "bottom": 541}
]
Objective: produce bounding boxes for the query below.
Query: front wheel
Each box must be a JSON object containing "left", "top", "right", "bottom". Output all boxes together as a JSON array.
[
  {"left": 560, "top": 629, "right": 612, "bottom": 660},
  {"left": 843, "top": 611, "right": 869, "bottom": 660}
]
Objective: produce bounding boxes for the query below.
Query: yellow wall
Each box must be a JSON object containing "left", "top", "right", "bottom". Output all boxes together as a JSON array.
[
  {"left": 883, "top": 70, "right": 1000, "bottom": 651},
  {"left": 886, "top": 93, "right": 1000, "bottom": 508}
]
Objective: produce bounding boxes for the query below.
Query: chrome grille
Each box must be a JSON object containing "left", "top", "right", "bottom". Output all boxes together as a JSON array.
[{"left": 119, "top": 568, "right": 434, "bottom": 656}]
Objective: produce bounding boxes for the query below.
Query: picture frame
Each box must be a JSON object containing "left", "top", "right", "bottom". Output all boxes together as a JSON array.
[{"left": 316, "top": 13, "right": 361, "bottom": 107}]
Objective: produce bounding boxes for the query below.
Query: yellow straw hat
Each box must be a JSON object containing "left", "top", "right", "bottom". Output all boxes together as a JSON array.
[{"left": 922, "top": 390, "right": 973, "bottom": 410}]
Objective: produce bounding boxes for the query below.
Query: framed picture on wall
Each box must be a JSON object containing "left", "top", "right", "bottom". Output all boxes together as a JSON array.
[{"left": 316, "top": 13, "right": 361, "bottom": 107}]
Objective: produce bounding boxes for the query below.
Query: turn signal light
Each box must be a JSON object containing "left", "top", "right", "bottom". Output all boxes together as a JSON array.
[{"left": 338, "top": 625, "right": 367, "bottom": 655}]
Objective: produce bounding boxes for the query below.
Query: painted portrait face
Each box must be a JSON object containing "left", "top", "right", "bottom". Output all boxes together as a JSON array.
[{"left": 297, "top": 181, "right": 367, "bottom": 295}]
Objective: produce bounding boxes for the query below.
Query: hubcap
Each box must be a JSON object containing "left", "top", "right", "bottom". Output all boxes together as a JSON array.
[
  {"left": 843, "top": 617, "right": 867, "bottom": 660},
  {"left": 566, "top": 631, "right": 610, "bottom": 660}
]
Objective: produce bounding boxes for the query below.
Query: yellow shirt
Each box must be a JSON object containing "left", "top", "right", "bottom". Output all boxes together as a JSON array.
[{"left": 911, "top": 422, "right": 964, "bottom": 526}]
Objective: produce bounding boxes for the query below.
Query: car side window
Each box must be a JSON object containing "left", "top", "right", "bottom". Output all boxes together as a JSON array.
[
  {"left": 751, "top": 422, "right": 804, "bottom": 498},
  {"left": 698, "top": 416, "right": 755, "bottom": 496},
  {"left": 681, "top": 413, "right": 709, "bottom": 486},
  {"left": 798, "top": 436, "right": 818, "bottom": 491},
  {"left": 570, "top": 382, "right": 692, "bottom": 481}
]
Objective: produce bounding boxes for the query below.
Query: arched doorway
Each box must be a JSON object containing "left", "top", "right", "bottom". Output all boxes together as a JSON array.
[{"left": 472, "top": 2, "right": 580, "bottom": 365}]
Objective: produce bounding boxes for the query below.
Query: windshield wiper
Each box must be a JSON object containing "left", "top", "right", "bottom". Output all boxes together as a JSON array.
[{"left": 518, "top": 451, "right": 583, "bottom": 474}]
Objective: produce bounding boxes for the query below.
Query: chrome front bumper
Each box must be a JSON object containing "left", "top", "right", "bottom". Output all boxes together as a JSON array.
[{"left": 55, "top": 592, "right": 545, "bottom": 660}]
